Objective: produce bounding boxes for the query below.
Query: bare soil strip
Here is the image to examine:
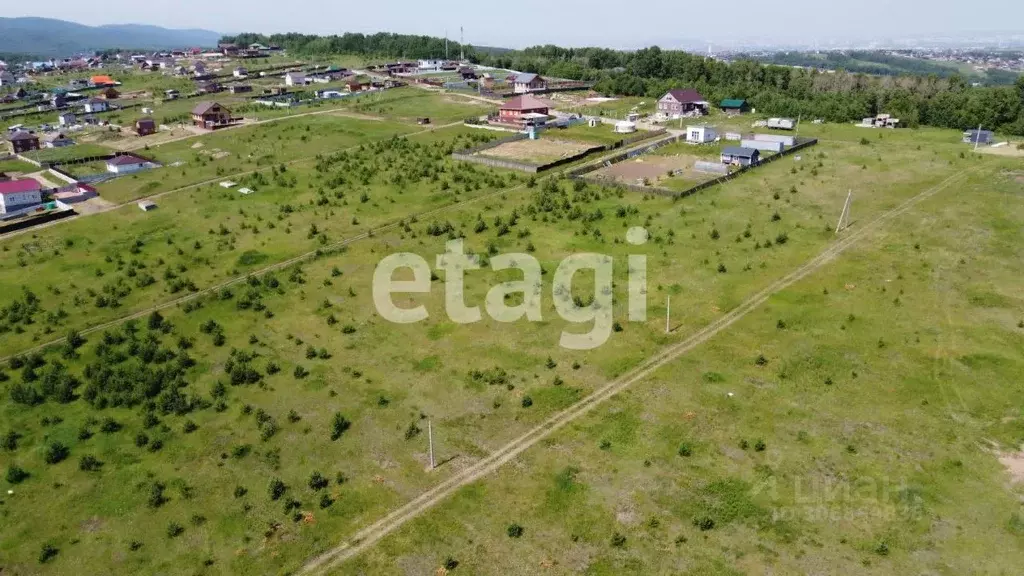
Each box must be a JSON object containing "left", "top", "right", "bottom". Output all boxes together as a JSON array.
[{"left": 299, "top": 169, "right": 972, "bottom": 574}]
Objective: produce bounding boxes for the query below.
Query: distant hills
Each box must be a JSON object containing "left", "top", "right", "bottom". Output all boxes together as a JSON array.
[{"left": 0, "top": 17, "right": 221, "bottom": 58}]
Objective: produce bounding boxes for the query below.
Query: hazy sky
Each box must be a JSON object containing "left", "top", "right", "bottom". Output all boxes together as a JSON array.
[{"left": 7, "top": 0, "right": 1024, "bottom": 49}]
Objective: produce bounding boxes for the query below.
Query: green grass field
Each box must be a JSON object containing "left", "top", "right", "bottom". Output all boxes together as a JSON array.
[
  {"left": 19, "top": 143, "right": 113, "bottom": 164},
  {"left": 1, "top": 73, "right": 1023, "bottom": 576}
]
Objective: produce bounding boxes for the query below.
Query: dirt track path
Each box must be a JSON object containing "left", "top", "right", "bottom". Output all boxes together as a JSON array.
[{"left": 298, "top": 168, "right": 974, "bottom": 574}]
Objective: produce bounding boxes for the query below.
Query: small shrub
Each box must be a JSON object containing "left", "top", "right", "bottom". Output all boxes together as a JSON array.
[
  {"left": 79, "top": 455, "right": 103, "bottom": 472},
  {"left": 521, "top": 396, "right": 533, "bottom": 408},
  {"left": 754, "top": 439, "right": 767, "bottom": 452},
  {"left": 233, "top": 486, "right": 248, "bottom": 498},
  {"left": 308, "top": 472, "right": 329, "bottom": 491},
  {"left": 268, "top": 478, "right": 286, "bottom": 500},
  {"left": 38, "top": 543, "right": 59, "bottom": 564},
  {"left": 507, "top": 523, "right": 524, "bottom": 538},
  {"left": 677, "top": 443, "right": 693, "bottom": 457},
  {"left": 330, "top": 413, "right": 351, "bottom": 440},
  {"left": 611, "top": 532, "right": 627, "bottom": 547},
  {"left": 44, "top": 442, "right": 69, "bottom": 464},
  {"left": 6, "top": 465, "right": 30, "bottom": 484},
  {"left": 166, "top": 522, "right": 184, "bottom": 538}
]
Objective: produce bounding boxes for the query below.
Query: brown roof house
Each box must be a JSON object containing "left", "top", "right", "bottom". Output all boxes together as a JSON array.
[
  {"left": 101, "top": 87, "right": 120, "bottom": 100},
  {"left": 191, "top": 102, "right": 232, "bottom": 129},
  {"left": 657, "top": 89, "right": 708, "bottom": 118},
  {"left": 498, "top": 94, "right": 550, "bottom": 125},
  {"left": 136, "top": 117, "right": 157, "bottom": 136},
  {"left": 7, "top": 130, "right": 40, "bottom": 154}
]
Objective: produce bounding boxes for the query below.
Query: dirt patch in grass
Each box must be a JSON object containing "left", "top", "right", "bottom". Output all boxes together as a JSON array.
[
  {"left": 975, "top": 144, "right": 1024, "bottom": 157},
  {"left": 998, "top": 448, "right": 1024, "bottom": 483},
  {"left": 590, "top": 154, "right": 714, "bottom": 186},
  {"left": 478, "top": 138, "right": 596, "bottom": 165}
]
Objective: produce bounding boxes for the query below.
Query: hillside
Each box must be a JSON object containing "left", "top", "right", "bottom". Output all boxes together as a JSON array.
[{"left": 0, "top": 17, "right": 220, "bottom": 57}]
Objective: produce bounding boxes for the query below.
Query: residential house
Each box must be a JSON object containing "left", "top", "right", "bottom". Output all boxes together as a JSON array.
[
  {"left": 191, "top": 62, "right": 206, "bottom": 75},
  {"left": 345, "top": 81, "right": 370, "bottom": 93},
  {"left": 101, "top": 87, "right": 120, "bottom": 100},
  {"left": 219, "top": 43, "right": 239, "bottom": 56},
  {"left": 720, "top": 146, "right": 760, "bottom": 167},
  {"left": 191, "top": 102, "right": 232, "bottom": 129},
  {"left": 657, "top": 89, "right": 708, "bottom": 118},
  {"left": 43, "top": 132, "right": 74, "bottom": 148},
  {"left": 135, "top": 117, "right": 157, "bottom": 136},
  {"left": 164, "top": 89, "right": 180, "bottom": 99},
  {"left": 963, "top": 129, "right": 994, "bottom": 145},
  {"left": 284, "top": 72, "right": 306, "bottom": 86},
  {"left": 418, "top": 59, "right": 444, "bottom": 71},
  {"left": 90, "top": 74, "right": 116, "bottom": 86},
  {"left": 0, "top": 71, "right": 15, "bottom": 86},
  {"left": 686, "top": 125, "right": 718, "bottom": 144},
  {"left": 7, "top": 130, "right": 40, "bottom": 153},
  {"left": 498, "top": 94, "right": 550, "bottom": 124},
  {"left": 0, "top": 178, "right": 43, "bottom": 214},
  {"left": 512, "top": 73, "right": 547, "bottom": 94},
  {"left": 719, "top": 99, "right": 750, "bottom": 114},
  {"left": 50, "top": 93, "right": 67, "bottom": 108},
  {"left": 458, "top": 66, "right": 478, "bottom": 80},
  {"left": 233, "top": 67, "right": 248, "bottom": 78},
  {"left": 57, "top": 112, "right": 76, "bottom": 126},
  {"left": 83, "top": 98, "right": 108, "bottom": 113},
  {"left": 106, "top": 154, "right": 152, "bottom": 174}
]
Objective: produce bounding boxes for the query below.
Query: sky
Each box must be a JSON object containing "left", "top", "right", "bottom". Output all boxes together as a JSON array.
[{"left": 6, "top": 0, "right": 1024, "bottom": 49}]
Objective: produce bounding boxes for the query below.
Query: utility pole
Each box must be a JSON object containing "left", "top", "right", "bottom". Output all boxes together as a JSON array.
[
  {"left": 444, "top": 30, "right": 449, "bottom": 61},
  {"left": 427, "top": 420, "right": 435, "bottom": 470},
  {"left": 460, "top": 27, "right": 464, "bottom": 62},
  {"left": 974, "top": 123, "right": 982, "bottom": 152},
  {"left": 665, "top": 296, "right": 671, "bottom": 334},
  {"left": 835, "top": 190, "right": 852, "bottom": 234}
]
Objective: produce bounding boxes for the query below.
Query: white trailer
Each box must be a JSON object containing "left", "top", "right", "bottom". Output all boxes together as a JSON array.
[{"left": 767, "top": 117, "right": 796, "bottom": 130}]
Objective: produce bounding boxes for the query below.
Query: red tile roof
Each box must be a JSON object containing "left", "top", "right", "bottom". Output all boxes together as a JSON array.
[
  {"left": 0, "top": 178, "right": 42, "bottom": 195},
  {"left": 500, "top": 94, "right": 549, "bottom": 111}
]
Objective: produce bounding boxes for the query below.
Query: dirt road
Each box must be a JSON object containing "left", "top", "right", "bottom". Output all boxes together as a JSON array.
[{"left": 298, "top": 168, "right": 973, "bottom": 574}]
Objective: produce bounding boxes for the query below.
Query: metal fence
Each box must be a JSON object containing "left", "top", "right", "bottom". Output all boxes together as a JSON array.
[{"left": 572, "top": 137, "right": 819, "bottom": 198}]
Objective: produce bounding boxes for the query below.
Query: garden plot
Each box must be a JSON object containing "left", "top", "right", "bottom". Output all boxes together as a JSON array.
[
  {"left": 590, "top": 153, "right": 717, "bottom": 186},
  {"left": 477, "top": 138, "right": 597, "bottom": 166}
]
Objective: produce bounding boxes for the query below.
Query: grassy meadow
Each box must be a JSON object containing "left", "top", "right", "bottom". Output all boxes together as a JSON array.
[{"left": 1, "top": 63, "right": 1023, "bottom": 576}]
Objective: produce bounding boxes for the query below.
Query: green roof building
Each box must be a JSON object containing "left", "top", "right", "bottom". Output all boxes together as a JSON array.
[{"left": 720, "top": 99, "right": 750, "bottom": 112}]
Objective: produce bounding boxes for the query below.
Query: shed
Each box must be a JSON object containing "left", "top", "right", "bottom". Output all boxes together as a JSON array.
[
  {"left": 721, "top": 146, "right": 760, "bottom": 166},
  {"left": 720, "top": 99, "right": 749, "bottom": 113},
  {"left": 741, "top": 139, "right": 784, "bottom": 153},
  {"left": 753, "top": 134, "right": 795, "bottom": 146},
  {"left": 963, "top": 129, "right": 994, "bottom": 145},
  {"left": 686, "top": 125, "right": 717, "bottom": 144},
  {"left": 138, "top": 200, "right": 157, "bottom": 211}
]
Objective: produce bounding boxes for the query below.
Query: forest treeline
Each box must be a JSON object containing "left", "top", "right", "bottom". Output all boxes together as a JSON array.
[{"left": 220, "top": 33, "right": 1024, "bottom": 135}]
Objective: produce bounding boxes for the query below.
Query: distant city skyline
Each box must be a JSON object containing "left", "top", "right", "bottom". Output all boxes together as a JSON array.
[{"left": 4, "top": 0, "right": 1024, "bottom": 51}]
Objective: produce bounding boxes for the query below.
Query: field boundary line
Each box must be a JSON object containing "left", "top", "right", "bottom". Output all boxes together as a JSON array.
[{"left": 299, "top": 168, "right": 974, "bottom": 574}]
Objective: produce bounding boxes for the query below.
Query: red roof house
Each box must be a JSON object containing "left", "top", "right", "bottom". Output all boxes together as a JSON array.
[
  {"left": 498, "top": 94, "right": 550, "bottom": 124},
  {"left": 0, "top": 178, "right": 44, "bottom": 214}
]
